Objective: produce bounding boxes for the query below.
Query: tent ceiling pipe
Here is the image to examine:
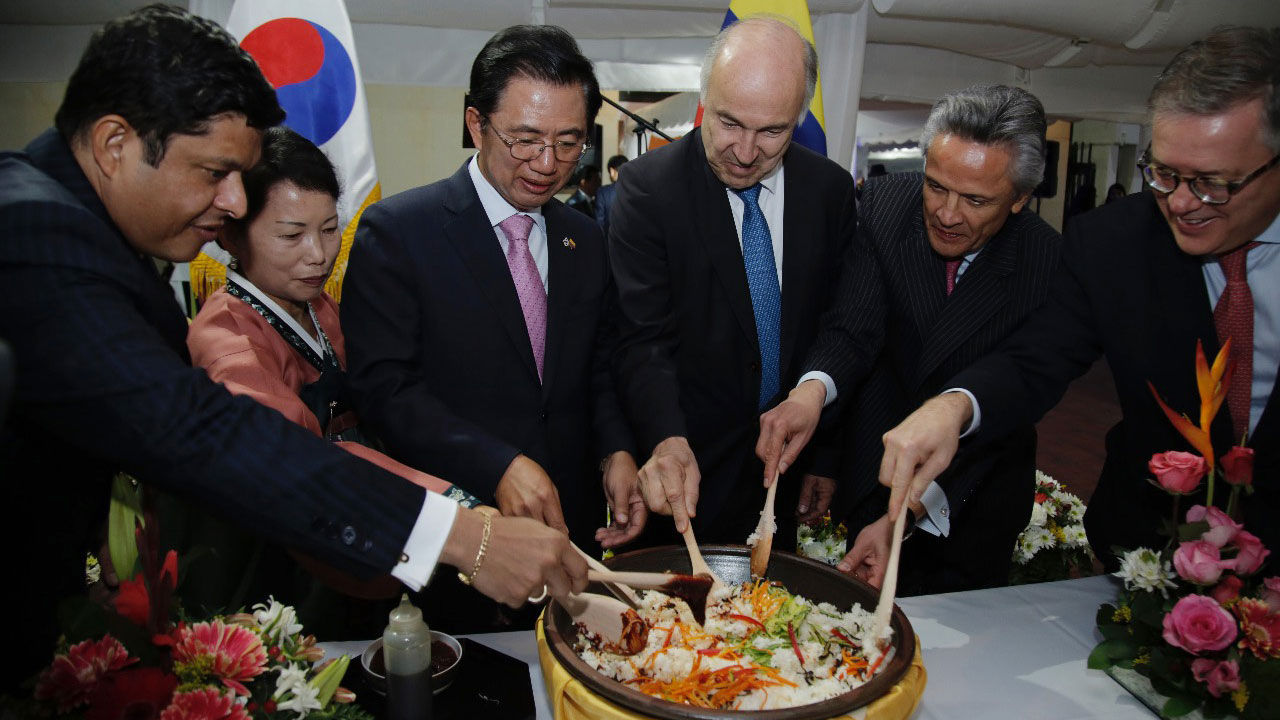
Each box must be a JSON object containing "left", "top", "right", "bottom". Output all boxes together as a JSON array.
[{"left": 869, "top": 0, "right": 1278, "bottom": 51}]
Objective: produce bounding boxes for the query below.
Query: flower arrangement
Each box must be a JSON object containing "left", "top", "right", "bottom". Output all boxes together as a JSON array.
[
  {"left": 1010, "top": 470, "right": 1094, "bottom": 584},
  {"left": 796, "top": 512, "right": 848, "bottom": 566},
  {"left": 1090, "top": 340, "right": 1277, "bottom": 719},
  {"left": 23, "top": 479, "right": 373, "bottom": 720}
]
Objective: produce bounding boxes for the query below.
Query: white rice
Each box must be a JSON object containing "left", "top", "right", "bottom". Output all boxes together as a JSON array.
[{"left": 574, "top": 581, "right": 892, "bottom": 711}]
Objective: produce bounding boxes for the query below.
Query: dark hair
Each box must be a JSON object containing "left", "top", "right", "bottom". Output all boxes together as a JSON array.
[
  {"left": 468, "top": 25, "right": 602, "bottom": 128},
  {"left": 579, "top": 165, "right": 602, "bottom": 183},
  {"left": 234, "top": 126, "right": 340, "bottom": 229},
  {"left": 1149, "top": 26, "right": 1280, "bottom": 151},
  {"left": 921, "top": 84, "right": 1048, "bottom": 195},
  {"left": 55, "top": 3, "right": 284, "bottom": 166},
  {"left": 607, "top": 154, "right": 629, "bottom": 172}
]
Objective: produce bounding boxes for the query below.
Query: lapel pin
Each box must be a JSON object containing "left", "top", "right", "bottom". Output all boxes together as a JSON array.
[{"left": 562, "top": 237, "right": 576, "bottom": 250}]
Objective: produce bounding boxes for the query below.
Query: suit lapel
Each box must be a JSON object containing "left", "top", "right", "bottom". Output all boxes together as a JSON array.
[
  {"left": 779, "top": 149, "right": 811, "bottom": 384},
  {"left": 914, "top": 216, "right": 1019, "bottom": 388},
  {"left": 542, "top": 202, "right": 574, "bottom": 399},
  {"left": 441, "top": 165, "right": 540, "bottom": 383},
  {"left": 691, "top": 132, "right": 759, "bottom": 351}
]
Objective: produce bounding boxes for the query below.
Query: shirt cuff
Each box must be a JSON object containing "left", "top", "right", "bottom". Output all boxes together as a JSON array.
[
  {"left": 942, "top": 387, "right": 981, "bottom": 437},
  {"left": 797, "top": 371, "right": 837, "bottom": 408},
  {"left": 914, "top": 481, "right": 951, "bottom": 537},
  {"left": 390, "top": 492, "right": 460, "bottom": 591}
]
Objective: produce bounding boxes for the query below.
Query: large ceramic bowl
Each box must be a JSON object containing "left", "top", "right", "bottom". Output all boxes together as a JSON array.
[{"left": 542, "top": 545, "right": 916, "bottom": 720}]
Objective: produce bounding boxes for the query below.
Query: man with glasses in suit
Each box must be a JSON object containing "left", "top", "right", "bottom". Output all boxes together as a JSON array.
[{"left": 341, "top": 26, "right": 639, "bottom": 631}]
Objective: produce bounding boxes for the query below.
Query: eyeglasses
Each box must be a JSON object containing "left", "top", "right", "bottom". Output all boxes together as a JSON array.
[
  {"left": 484, "top": 119, "right": 590, "bottom": 163},
  {"left": 1137, "top": 146, "right": 1280, "bottom": 205}
]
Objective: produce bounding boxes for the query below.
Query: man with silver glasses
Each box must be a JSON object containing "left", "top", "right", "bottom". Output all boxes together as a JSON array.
[
  {"left": 341, "top": 26, "right": 640, "bottom": 629},
  {"left": 863, "top": 26, "right": 1280, "bottom": 572}
]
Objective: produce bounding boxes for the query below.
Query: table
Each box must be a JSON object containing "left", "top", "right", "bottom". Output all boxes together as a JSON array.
[{"left": 323, "top": 575, "right": 1153, "bottom": 720}]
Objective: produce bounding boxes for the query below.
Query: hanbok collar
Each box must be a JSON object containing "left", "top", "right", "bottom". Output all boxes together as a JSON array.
[{"left": 226, "top": 270, "right": 330, "bottom": 363}]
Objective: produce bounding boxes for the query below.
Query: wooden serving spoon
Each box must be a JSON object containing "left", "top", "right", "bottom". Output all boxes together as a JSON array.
[
  {"left": 571, "top": 542, "right": 641, "bottom": 608},
  {"left": 561, "top": 592, "right": 649, "bottom": 656},
  {"left": 866, "top": 500, "right": 911, "bottom": 666},
  {"left": 748, "top": 472, "right": 780, "bottom": 578},
  {"left": 587, "top": 569, "right": 714, "bottom": 625},
  {"left": 681, "top": 524, "right": 724, "bottom": 588}
]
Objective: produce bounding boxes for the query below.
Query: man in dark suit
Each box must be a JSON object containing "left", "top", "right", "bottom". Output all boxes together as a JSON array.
[
  {"left": 757, "top": 85, "right": 1062, "bottom": 594},
  {"left": 610, "top": 17, "right": 855, "bottom": 546},
  {"left": 877, "top": 26, "right": 1280, "bottom": 570},
  {"left": 342, "top": 25, "right": 640, "bottom": 575},
  {"left": 0, "top": 6, "right": 587, "bottom": 685},
  {"left": 565, "top": 164, "right": 600, "bottom": 218},
  {"left": 594, "top": 154, "right": 628, "bottom": 236}
]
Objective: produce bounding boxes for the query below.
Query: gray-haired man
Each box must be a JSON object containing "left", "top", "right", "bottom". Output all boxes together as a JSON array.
[{"left": 756, "top": 84, "right": 1062, "bottom": 594}]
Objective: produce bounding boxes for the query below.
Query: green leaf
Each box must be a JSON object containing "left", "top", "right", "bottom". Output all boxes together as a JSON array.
[
  {"left": 1160, "top": 695, "right": 1199, "bottom": 718},
  {"left": 107, "top": 474, "right": 143, "bottom": 582},
  {"left": 1099, "top": 623, "right": 1130, "bottom": 641},
  {"left": 1177, "top": 521, "right": 1210, "bottom": 542},
  {"left": 311, "top": 654, "right": 349, "bottom": 706},
  {"left": 1088, "top": 639, "right": 1137, "bottom": 669}
]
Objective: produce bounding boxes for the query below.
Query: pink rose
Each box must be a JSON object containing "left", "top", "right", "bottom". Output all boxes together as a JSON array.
[
  {"left": 1227, "top": 530, "right": 1270, "bottom": 576},
  {"left": 1173, "top": 540, "right": 1226, "bottom": 585},
  {"left": 1219, "top": 446, "right": 1254, "bottom": 487},
  {"left": 1149, "top": 451, "right": 1207, "bottom": 494},
  {"left": 1190, "top": 658, "right": 1240, "bottom": 698},
  {"left": 1186, "top": 505, "right": 1241, "bottom": 548},
  {"left": 1263, "top": 577, "right": 1280, "bottom": 612},
  {"left": 1211, "top": 575, "right": 1243, "bottom": 604},
  {"left": 1162, "top": 594, "right": 1238, "bottom": 654}
]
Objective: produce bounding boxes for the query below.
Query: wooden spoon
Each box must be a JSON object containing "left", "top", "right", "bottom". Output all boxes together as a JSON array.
[
  {"left": 681, "top": 524, "right": 724, "bottom": 588},
  {"left": 748, "top": 472, "right": 780, "bottom": 578},
  {"left": 587, "top": 569, "right": 714, "bottom": 625},
  {"left": 561, "top": 592, "right": 649, "bottom": 656},
  {"left": 866, "top": 500, "right": 911, "bottom": 666},
  {"left": 571, "top": 543, "right": 641, "bottom": 608}
]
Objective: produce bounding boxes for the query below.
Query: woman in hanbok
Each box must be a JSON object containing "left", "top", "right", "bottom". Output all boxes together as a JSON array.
[{"left": 183, "top": 127, "right": 479, "bottom": 627}]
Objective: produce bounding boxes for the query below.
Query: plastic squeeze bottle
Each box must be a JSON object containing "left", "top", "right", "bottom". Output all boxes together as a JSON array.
[{"left": 383, "top": 593, "right": 433, "bottom": 719}]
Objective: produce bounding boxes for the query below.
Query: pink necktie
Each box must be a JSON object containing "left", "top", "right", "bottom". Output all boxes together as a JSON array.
[
  {"left": 499, "top": 213, "right": 546, "bottom": 381},
  {"left": 945, "top": 259, "right": 962, "bottom": 296},
  {"left": 1214, "top": 241, "right": 1259, "bottom": 440}
]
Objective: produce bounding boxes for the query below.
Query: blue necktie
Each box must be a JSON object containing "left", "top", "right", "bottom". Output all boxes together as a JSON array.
[{"left": 735, "top": 184, "right": 781, "bottom": 410}]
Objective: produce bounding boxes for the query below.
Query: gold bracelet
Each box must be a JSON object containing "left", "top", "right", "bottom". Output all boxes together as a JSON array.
[{"left": 457, "top": 511, "right": 493, "bottom": 586}]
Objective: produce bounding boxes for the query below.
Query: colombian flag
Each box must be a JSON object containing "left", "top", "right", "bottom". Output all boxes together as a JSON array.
[
  {"left": 190, "top": 0, "right": 381, "bottom": 304},
  {"left": 697, "top": 0, "right": 827, "bottom": 156}
]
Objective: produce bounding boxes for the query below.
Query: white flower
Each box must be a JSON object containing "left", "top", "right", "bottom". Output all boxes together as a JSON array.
[
  {"left": 1029, "top": 502, "right": 1049, "bottom": 528},
  {"left": 253, "top": 597, "right": 303, "bottom": 639},
  {"left": 1113, "top": 548, "right": 1177, "bottom": 595},
  {"left": 274, "top": 663, "right": 322, "bottom": 717},
  {"left": 1065, "top": 525, "right": 1090, "bottom": 548}
]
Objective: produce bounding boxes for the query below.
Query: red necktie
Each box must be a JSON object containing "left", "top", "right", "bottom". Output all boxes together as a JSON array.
[
  {"left": 945, "top": 259, "right": 962, "bottom": 296},
  {"left": 1213, "top": 241, "right": 1259, "bottom": 441}
]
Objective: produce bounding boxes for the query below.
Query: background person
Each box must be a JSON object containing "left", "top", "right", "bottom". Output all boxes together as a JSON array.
[{"left": 595, "top": 154, "right": 629, "bottom": 236}]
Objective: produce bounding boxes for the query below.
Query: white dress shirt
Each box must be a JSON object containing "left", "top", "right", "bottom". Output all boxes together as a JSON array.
[{"left": 469, "top": 155, "right": 550, "bottom": 290}]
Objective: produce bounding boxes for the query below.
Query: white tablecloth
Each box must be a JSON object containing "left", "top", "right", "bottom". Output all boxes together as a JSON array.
[{"left": 323, "top": 574, "right": 1154, "bottom": 720}]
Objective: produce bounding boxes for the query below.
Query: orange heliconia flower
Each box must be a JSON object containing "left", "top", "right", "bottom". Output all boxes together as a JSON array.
[{"left": 1148, "top": 339, "right": 1232, "bottom": 471}]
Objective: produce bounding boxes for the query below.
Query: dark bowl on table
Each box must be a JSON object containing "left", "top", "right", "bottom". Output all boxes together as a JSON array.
[
  {"left": 360, "top": 630, "right": 463, "bottom": 696},
  {"left": 542, "top": 545, "right": 916, "bottom": 720}
]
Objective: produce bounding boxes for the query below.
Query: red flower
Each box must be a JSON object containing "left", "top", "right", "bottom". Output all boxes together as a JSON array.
[
  {"left": 172, "top": 620, "right": 267, "bottom": 696},
  {"left": 1210, "top": 575, "right": 1243, "bottom": 605},
  {"left": 1219, "top": 446, "right": 1253, "bottom": 487},
  {"left": 115, "top": 550, "right": 178, "bottom": 628},
  {"left": 1148, "top": 451, "right": 1207, "bottom": 494},
  {"left": 84, "top": 667, "right": 178, "bottom": 720},
  {"left": 1034, "top": 492, "right": 1049, "bottom": 504},
  {"left": 1234, "top": 597, "right": 1280, "bottom": 660},
  {"left": 35, "top": 636, "right": 137, "bottom": 712},
  {"left": 159, "top": 688, "right": 250, "bottom": 720}
]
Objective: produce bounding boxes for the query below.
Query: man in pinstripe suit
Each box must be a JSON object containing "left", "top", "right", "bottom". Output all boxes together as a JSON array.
[{"left": 758, "top": 85, "right": 1062, "bottom": 594}]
